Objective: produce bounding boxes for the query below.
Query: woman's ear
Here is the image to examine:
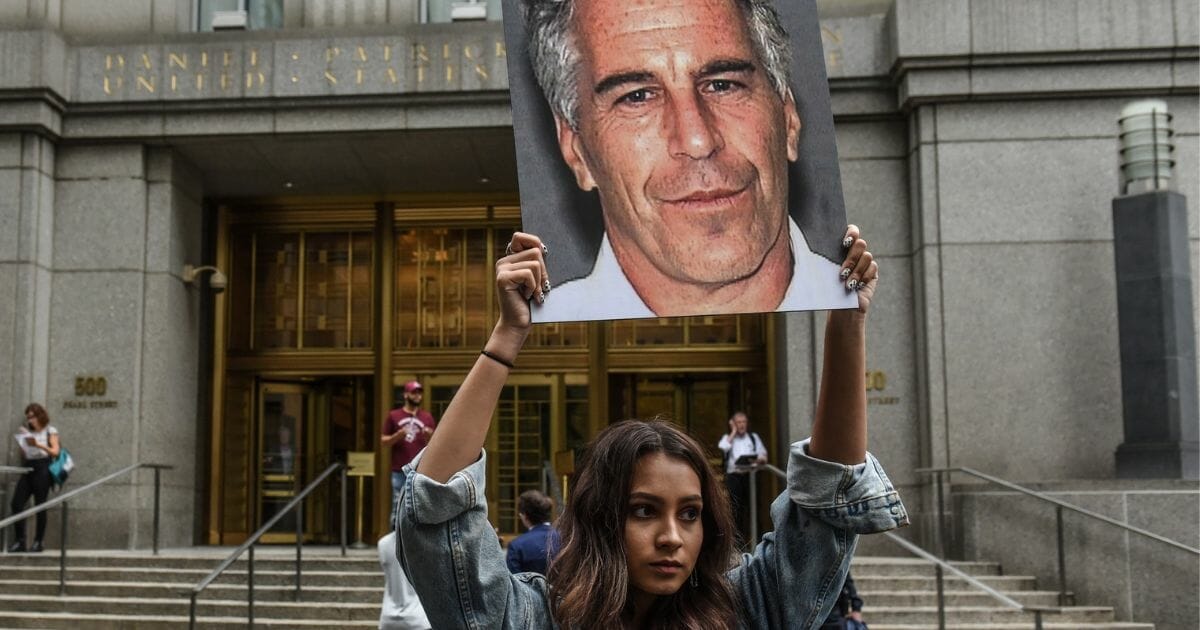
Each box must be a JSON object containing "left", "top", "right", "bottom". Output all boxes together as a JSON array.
[{"left": 556, "top": 116, "right": 598, "bottom": 191}]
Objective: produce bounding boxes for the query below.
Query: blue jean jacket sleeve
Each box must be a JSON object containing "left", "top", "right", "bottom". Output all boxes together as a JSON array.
[
  {"left": 727, "top": 439, "right": 908, "bottom": 630},
  {"left": 395, "top": 449, "right": 554, "bottom": 630}
]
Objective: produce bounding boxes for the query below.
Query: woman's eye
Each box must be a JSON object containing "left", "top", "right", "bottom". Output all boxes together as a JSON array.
[
  {"left": 680, "top": 507, "right": 701, "bottom": 521},
  {"left": 630, "top": 504, "right": 654, "bottom": 518}
]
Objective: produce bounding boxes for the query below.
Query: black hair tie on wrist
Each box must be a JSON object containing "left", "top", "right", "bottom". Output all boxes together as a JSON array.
[{"left": 480, "top": 349, "right": 515, "bottom": 369}]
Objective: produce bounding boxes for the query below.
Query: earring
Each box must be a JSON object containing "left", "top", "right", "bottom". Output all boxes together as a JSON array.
[{"left": 690, "top": 572, "right": 698, "bottom": 588}]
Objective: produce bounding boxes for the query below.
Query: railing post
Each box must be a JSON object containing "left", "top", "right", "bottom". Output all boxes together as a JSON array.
[
  {"left": 189, "top": 592, "right": 198, "bottom": 629},
  {"left": 935, "top": 563, "right": 946, "bottom": 630},
  {"left": 340, "top": 467, "right": 348, "bottom": 557},
  {"left": 935, "top": 470, "right": 947, "bottom": 559},
  {"left": 295, "top": 499, "right": 303, "bottom": 601},
  {"left": 153, "top": 466, "right": 162, "bottom": 555},
  {"left": 748, "top": 466, "right": 758, "bottom": 545},
  {"left": 1055, "top": 505, "right": 1068, "bottom": 605},
  {"left": 248, "top": 544, "right": 255, "bottom": 628},
  {"left": 58, "top": 501, "right": 68, "bottom": 596},
  {"left": 1034, "top": 609, "right": 1044, "bottom": 630}
]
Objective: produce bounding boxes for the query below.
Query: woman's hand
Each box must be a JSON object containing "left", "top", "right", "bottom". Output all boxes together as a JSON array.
[
  {"left": 839, "top": 225, "right": 878, "bottom": 314},
  {"left": 495, "top": 232, "right": 549, "bottom": 333},
  {"left": 810, "top": 225, "right": 877, "bottom": 464}
]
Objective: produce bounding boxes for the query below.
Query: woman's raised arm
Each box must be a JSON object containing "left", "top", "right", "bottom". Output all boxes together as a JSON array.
[
  {"left": 415, "top": 232, "right": 549, "bottom": 483},
  {"left": 809, "top": 225, "right": 878, "bottom": 465}
]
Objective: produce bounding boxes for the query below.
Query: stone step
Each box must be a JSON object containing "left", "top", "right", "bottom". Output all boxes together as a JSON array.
[
  {"left": 868, "top": 625, "right": 1154, "bottom": 630},
  {"left": 0, "top": 611, "right": 377, "bottom": 629},
  {"left": 861, "top": 590, "right": 1062, "bottom": 608},
  {"left": 0, "top": 566, "right": 384, "bottom": 587},
  {"left": 0, "top": 551, "right": 378, "bottom": 572},
  {"left": 866, "top": 606, "right": 1118, "bottom": 625},
  {"left": 845, "top": 557, "right": 1003, "bottom": 576},
  {"left": 0, "top": 595, "right": 380, "bottom": 622},
  {"left": 0, "top": 579, "right": 382, "bottom": 603},
  {"left": 0, "top": 552, "right": 1001, "bottom": 577},
  {"left": 854, "top": 575, "right": 1039, "bottom": 591}
]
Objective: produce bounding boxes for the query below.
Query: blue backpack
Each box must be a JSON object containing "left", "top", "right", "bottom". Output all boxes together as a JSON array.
[{"left": 49, "top": 448, "right": 74, "bottom": 489}]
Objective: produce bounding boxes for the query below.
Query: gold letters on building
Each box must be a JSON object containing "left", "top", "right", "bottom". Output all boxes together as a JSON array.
[{"left": 86, "top": 34, "right": 508, "bottom": 101}]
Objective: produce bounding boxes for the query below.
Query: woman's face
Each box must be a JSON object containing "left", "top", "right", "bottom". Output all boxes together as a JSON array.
[
  {"left": 623, "top": 452, "right": 705, "bottom": 606},
  {"left": 25, "top": 412, "right": 40, "bottom": 429}
]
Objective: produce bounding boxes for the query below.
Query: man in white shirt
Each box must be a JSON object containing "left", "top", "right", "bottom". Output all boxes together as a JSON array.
[{"left": 717, "top": 411, "right": 767, "bottom": 546}]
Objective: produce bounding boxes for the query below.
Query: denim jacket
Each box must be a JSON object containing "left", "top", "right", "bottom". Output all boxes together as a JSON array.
[{"left": 396, "top": 439, "right": 908, "bottom": 630}]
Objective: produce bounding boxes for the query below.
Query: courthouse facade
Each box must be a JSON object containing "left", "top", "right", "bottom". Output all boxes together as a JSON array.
[{"left": 1, "top": 0, "right": 1196, "bottom": 592}]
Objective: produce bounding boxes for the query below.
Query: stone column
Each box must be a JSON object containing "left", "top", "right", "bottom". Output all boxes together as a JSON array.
[
  {"left": 1112, "top": 190, "right": 1199, "bottom": 479},
  {"left": 49, "top": 144, "right": 204, "bottom": 547},
  {"left": 0, "top": 133, "right": 55, "bottom": 451}
]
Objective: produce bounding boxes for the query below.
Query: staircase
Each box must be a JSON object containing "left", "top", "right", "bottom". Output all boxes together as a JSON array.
[
  {"left": 0, "top": 552, "right": 1153, "bottom": 628},
  {"left": 0, "top": 547, "right": 382, "bottom": 628},
  {"left": 852, "top": 557, "right": 1153, "bottom": 630}
]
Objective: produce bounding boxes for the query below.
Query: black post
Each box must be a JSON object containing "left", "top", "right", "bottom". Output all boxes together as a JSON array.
[
  {"left": 1055, "top": 506, "right": 1068, "bottom": 605},
  {"left": 153, "top": 467, "right": 162, "bottom": 555},
  {"left": 748, "top": 467, "right": 758, "bottom": 544},
  {"left": 189, "top": 593, "right": 198, "bottom": 629},
  {"left": 1034, "top": 610, "right": 1044, "bottom": 630},
  {"left": 295, "top": 500, "right": 303, "bottom": 601},
  {"left": 935, "top": 471, "right": 947, "bottom": 558},
  {"left": 934, "top": 564, "right": 946, "bottom": 630},
  {"left": 340, "top": 468, "right": 348, "bottom": 557},
  {"left": 248, "top": 544, "right": 255, "bottom": 628},
  {"left": 58, "top": 501, "right": 68, "bottom": 596}
]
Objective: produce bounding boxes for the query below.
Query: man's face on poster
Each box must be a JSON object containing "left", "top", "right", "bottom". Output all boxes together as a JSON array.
[{"left": 556, "top": 0, "right": 802, "bottom": 287}]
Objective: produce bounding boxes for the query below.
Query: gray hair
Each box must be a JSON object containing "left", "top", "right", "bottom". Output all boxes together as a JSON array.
[{"left": 523, "top": 0, "right": 793, "bottom": 130}]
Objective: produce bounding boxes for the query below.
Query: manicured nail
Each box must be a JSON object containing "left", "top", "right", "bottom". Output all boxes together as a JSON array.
[
  {"left": 542, "top": 280, "right": 552, "bottom": 293},
  {"left": 846, "top": 278, "right": 858, "bottom": 290},
  {"left": 537, "top": 290, "right": 545, "bottom": 303},
  {"left": 842, "top": 236, "right": 853, "bottom": 248},
  {"left": 541, "top": 243, "right": 549, "bottom": 255},
  {"left": 840, "top": 267, "right": 851, "bottom": 280}
]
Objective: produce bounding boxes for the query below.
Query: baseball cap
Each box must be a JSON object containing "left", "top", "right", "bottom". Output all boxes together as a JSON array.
[{"left": 404, "top": 380, "right": 423, "bottom": 393}]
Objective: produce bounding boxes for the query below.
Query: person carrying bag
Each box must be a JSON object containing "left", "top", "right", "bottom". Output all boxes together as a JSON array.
[{"left": 7, "top": 403, "right": 60, "bottom": 553}]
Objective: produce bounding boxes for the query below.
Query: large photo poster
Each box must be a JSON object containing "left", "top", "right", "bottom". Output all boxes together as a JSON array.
[{"left": 502, "top": 0, "right": 857, "bottom": 322}]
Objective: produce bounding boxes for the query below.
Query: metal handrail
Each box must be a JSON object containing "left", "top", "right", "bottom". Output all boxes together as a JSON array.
[
  {"left": 919, "top": 466, "right": 1200, "bottom": 607},
  {"left": 0, "top": 462, "right": 172, "bottom": 595},
  {"left": 187, "top": 462, "right": 348, "bottom": 629},
  {"left": 884, "top": 531, "right": 1063, "bottom": 630},
  {"left": 750, "top": 464, "right": 1063, "bottom": 630},
  {"left": 919, "top": 466, "right": 1200, "bottom": 554},
  {"left": 0, "top": 466, "right": 33, "bottom": 474}
]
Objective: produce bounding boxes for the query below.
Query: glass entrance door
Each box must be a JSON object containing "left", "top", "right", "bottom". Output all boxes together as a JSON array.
[
  {"left": 257, "top": 383, "right": 309, "bottom": 542},
  {"left": 420, "top": 374, "right": 561, "bottom": 536},
  {"left": 609, "top": 373, "right": 749, "bottom": 461}
]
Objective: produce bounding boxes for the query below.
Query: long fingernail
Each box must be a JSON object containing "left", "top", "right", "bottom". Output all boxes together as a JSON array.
[
  {"left": 541, "top": 244, "right": 549, "bottom": 255},
  {"left": 537, "top": 290, "right": 545, "bottom": 303},
  {"left": 542, "top": 280, "right": 552, "bottom": 293},
  {"left": 840, "top": 267, "right": 851, "bottom": 280},
  {"left": 842, "top": 236, "right": 853, "bottom": 248},
  {"left": 846, "top": 278, "right": 858, "bottom": 290}
]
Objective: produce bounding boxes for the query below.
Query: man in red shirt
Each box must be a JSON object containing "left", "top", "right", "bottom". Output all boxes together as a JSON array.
[{"left": 381, "top": 381, "right": 437, "bottom": 512}]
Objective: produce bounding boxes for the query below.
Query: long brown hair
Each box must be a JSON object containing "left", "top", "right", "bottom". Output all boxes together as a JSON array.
[
  {"left": 547, "top": 420, "right": 738, "bottom": 629},
  {"left": 24, "top": 403, "right": 49, "bottom": 430}
]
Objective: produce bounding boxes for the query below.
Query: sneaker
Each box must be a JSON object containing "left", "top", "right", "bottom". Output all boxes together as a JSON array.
[
  {"left": 29, "top": 541, "right": 43, "bottom": 553},
  {"left": 6, "top": 541, "right": 25, "bottom": 553}
]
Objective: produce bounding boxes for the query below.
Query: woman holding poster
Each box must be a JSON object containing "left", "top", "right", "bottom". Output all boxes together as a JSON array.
[{"left": 394, "top": 227, "right": 906, "bottom": 629}]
